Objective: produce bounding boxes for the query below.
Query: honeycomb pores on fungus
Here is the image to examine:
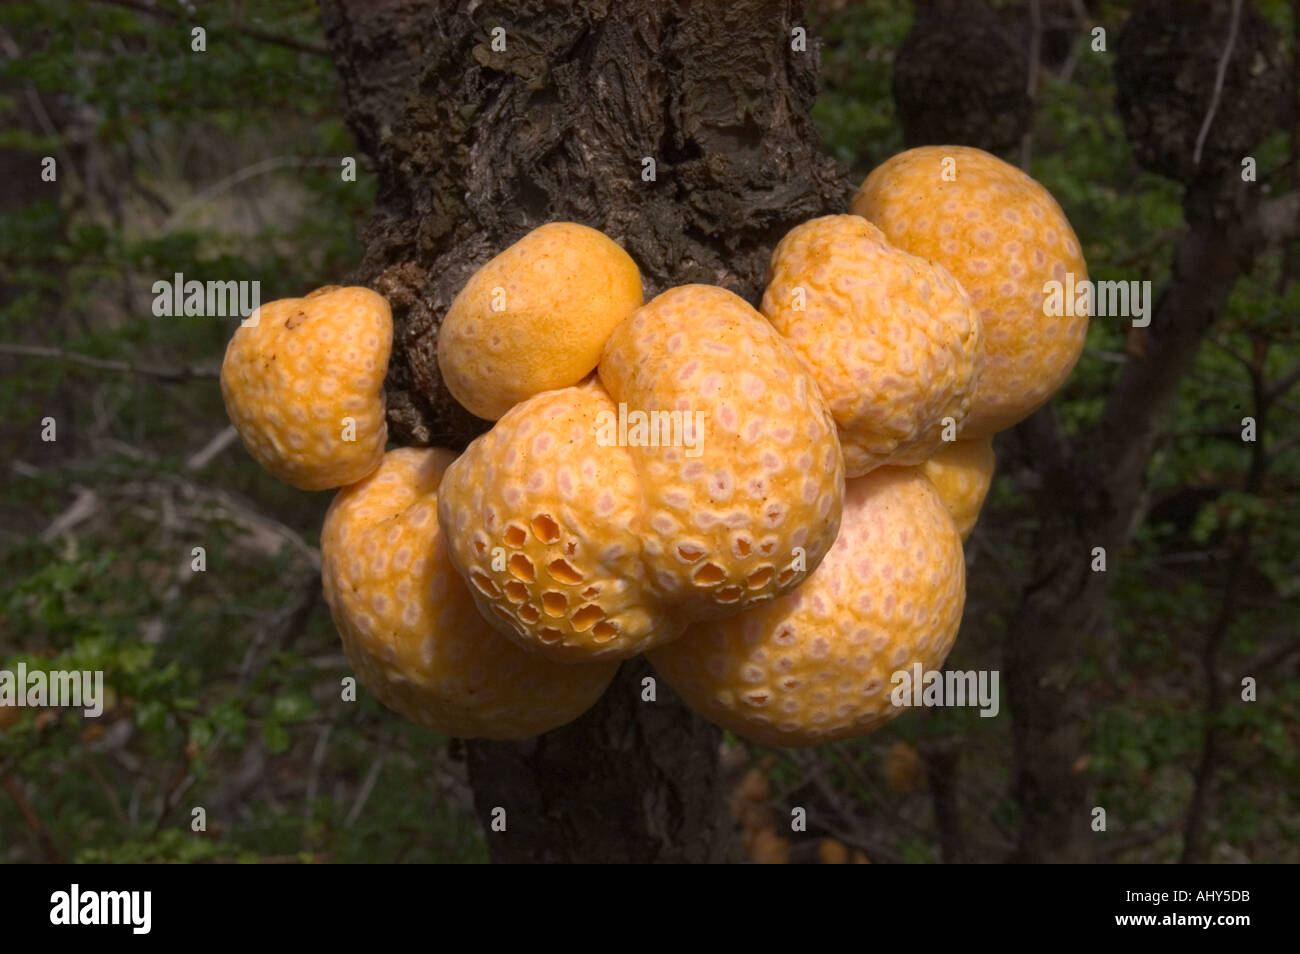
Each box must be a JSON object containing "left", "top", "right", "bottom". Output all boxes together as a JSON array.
[
  {"left": 438, "top": 285, "right": 846, "bottom": 662},
  {"left": 598, "top": 284, "right": 846, "bottom": 623},
  {"left": 436, "top": 222, "right": 644, "bottom": 421},
  {"left": 761, "top": 215, "right": 983, "bottom": 478},
  {"left": 220, "top": 285, "right": 392, "bottom": 491},
  {"left": 918, "top": 436, "right": 996, "bottom": 541},
  {"left": 851, "top": 145, "right": 1089, "bottom": 439},
  {"left": 437, "top": 380, "right": 683, "bottom": 662},
  {"left": 648, "top": 467, "right": 965, "bottom": 748},
  {"left": 321, "top": 447, "right": 617, "bottom": 739}
]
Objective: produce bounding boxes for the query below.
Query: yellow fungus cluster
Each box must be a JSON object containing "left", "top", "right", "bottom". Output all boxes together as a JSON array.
[{"left": 219, "top": 147, "right": 1085, "bottom": 744}]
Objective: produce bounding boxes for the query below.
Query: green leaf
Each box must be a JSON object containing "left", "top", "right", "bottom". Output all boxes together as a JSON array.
[{"left": 263, "top": 719, "right": 290, "bottom": 755}]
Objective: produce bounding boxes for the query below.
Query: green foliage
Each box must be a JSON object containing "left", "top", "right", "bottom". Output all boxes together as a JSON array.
[
  {"left": 810, "top": 0, "right": 910, "bottom": 176},
  {"left": 803, "top": 0, "right": 1300, "bottom": 864},
  {"left": 0, "top": 0, "right": 477, "bottom": 864},
  {"left": 1, "top": 0, "right": 1297, "bottom": 865}
]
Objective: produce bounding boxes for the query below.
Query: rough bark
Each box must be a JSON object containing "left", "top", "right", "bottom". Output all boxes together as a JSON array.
[
  {"left": 1114, "top": 0, "right": 1288, "bottom": 185},
  {"left": 319, "top": 0, "right": 849, "bottom": 862},
  {"left": 893, "top": 0, "right": 1032, "bottom": 156},
  {"left": 465, "top": 658, "right": 730, "bottom": 863}
]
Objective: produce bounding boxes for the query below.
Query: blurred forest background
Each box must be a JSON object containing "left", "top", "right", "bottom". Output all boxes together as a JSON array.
[{"left": 1, "top": 0, "right": 1297, "bottom": 863}]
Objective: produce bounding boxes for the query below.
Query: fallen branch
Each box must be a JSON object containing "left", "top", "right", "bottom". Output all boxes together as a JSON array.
[
  {"left": 185, "top": 425, "right": 239, "bottom": 472},
  {"left": 164, "top": 156, "right": 342, "bottom": 231}
]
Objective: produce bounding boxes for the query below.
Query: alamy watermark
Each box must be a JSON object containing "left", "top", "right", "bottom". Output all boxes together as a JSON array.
[
  {"left": 151, "top": 272, "right": 261, "bottom": 323},
  {"left": 50, "top": 884, "right": 151, "bottom": 934},
  {"left": 890, "top": 663, "right": 999, "bottom": 718},
  {"left": 595, "top": 402, "right": 706, "bottom": 458},
  {"left": 0, "top": 664, "right": 104, "bottom": 718},
  {"left": 1043, "top": 273, "right": 1151, "bottom": 328}
]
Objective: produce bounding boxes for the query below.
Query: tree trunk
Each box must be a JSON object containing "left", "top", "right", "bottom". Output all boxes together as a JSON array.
[
  {"left": 1003, "top": 182, "right": 1292, "bottom": 862},
  {"left": 319, "top": 0, "right": 849, "bottom": 862}
]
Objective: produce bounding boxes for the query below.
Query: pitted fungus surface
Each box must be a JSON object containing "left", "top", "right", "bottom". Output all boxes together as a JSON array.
[
  {"left": 649, "top": 467, "right": 965, "bottom": 747},
  {"left": 321, "top": 447, "right": 617, "bottom": 739},
  {"left": 220, "top": 285, "right": 392, "bottom": 491},
  {"left": 599, "top": 285, "right": 846, "bottom": 621},
  {"left": 852, "top": 145, "right": 1089, "bottom": 438},
  {"left": 438, "top": 381, "right": 682, "bottom": 662},
  {"left": 762, "top": 214, "right": 983, "bottom": 477}
]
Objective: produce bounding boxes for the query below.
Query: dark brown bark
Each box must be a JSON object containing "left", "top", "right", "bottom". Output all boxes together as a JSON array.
[
  {"left": 893, "top": 0, "right": 1032, "bottom": 156},
  {"left": 465, "top": 659, "right": 730, "bottom": 863},
  {"left": 319, "top": 0, "right": 849, "bottom": 862},
  {"left": 1115, "top": 0, "right": 1288, "bottom": 186},
  {"left": 319, "top": 0, "right": 848, "bottom": 451},
  {"left": 921, "top": 737, "right": 965, "bottom": 863}
]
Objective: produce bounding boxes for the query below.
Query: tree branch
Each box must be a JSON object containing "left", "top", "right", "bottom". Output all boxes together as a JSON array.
[
  {"left": 1192, "top": 0, "right": 1243, "bottom": 168},
  {"left": 1004, "top": 169, "right": 1284, "bottom": 861},
  {"left": 0, "top": 343, "right": 219, "bottom": 381},
  {"left": 1180, "top": 340, "right": 1270, "bottom": 864},
  {"left": 1, "top": 775, "right": 63, "bottom": 863},
  {"left": 164, "top": 156, "right": 344, "bottom": 232},
  {"left": 1235, "top": 639, "right": 1300, "bottom": 685},
  {"left": 1267, "top": 359, "right": 1300, "bottom": 400}
]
